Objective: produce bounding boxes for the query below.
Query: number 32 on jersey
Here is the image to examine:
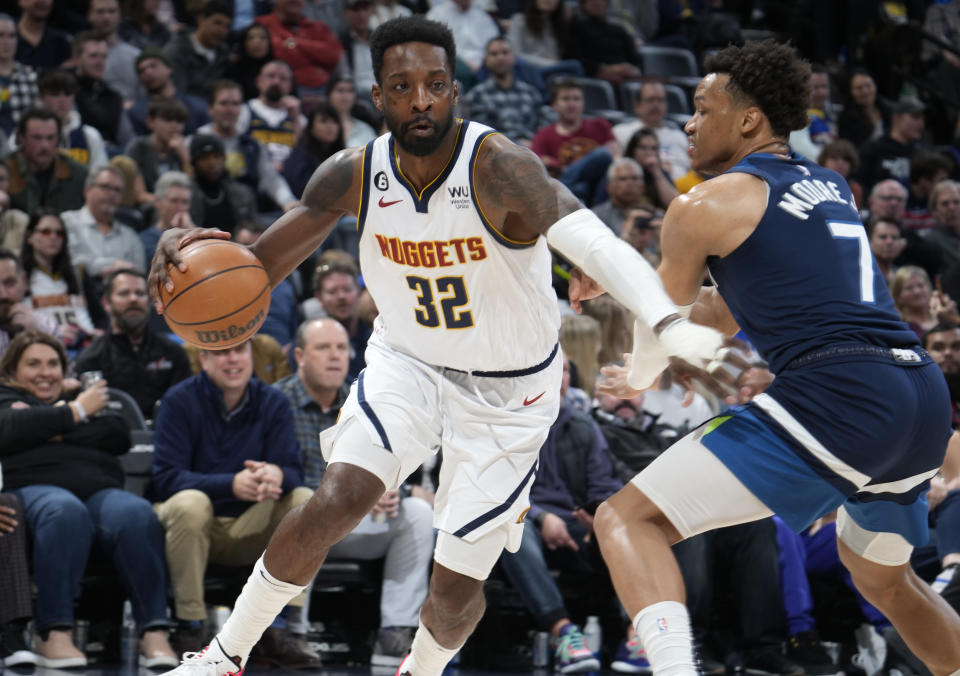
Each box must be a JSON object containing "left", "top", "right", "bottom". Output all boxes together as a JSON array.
[{"left": 406, "top": 275, "right": 474, "bottom": 329}]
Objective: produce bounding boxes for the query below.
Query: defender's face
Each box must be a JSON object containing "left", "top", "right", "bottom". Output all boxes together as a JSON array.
[
  {"left": 373, "top": 42, "right": 458, "bottom": 157},
  {"left": 684, "top": 73, "right": 743, "bottom": 173}
]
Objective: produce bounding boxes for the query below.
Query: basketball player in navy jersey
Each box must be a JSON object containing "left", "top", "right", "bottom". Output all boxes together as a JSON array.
[
  {"left": 580, "top": 41, "right": 960, "bottom": 676},
  {"left": 146, "top": 16, "right": 730, "bottom": 676}
]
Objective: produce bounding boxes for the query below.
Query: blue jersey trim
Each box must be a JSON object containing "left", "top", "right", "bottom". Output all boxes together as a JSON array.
[
  {"left": 453, "top": 461, "right": 538, "bottom": 537},
  {"left": 389, "top": 120, "right": 469, "bottom": 214},
  {"left": 448, "top": 342, "right": 559, "bottom": 378},
  {"left": 468, "top": 131, "right": 538, "bottom": 250},
  {"left": 357, "top": 140, "right": 375, "bottom": 238},
  {"left": 357, "top": 371, "right": 392, "bottom": 452}
]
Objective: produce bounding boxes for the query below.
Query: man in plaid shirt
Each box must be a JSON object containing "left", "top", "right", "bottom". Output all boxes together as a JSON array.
[{"left": 463, "top": 37, "right": 545, "bottom": 147}]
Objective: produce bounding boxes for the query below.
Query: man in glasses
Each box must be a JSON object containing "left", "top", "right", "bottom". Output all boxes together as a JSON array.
[{"left": 61, "top": 165, "right": 146, "bottom": 279}]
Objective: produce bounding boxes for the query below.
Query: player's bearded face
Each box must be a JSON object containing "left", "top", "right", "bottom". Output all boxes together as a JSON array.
[{"left": 386, "top": 106, "right": 455, "bottom": 157}]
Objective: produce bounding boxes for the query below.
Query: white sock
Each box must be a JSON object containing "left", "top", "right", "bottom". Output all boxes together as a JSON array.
[
  {"left": 216, "top": 556, "right": 308, "bottom": 664},
  {"left": 633, "top": 601, "right": 697, "bottom": 676},
  {"left": 402, "top": 618, "right": 462, "bottom": 676}
]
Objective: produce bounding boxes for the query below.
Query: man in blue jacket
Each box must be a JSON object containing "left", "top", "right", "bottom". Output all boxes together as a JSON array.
[{"left": 150, "top": 339, "right": 316, "bottom": 666}]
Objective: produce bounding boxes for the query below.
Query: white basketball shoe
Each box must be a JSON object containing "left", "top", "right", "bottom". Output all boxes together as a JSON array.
[{"left": 161, "top": 637, "right": 244, "bottom": 676}]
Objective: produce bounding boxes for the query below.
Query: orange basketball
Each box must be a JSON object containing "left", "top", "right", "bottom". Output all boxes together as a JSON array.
[{"left": 160, "top": 240, "right": 271, "bottom": 349}]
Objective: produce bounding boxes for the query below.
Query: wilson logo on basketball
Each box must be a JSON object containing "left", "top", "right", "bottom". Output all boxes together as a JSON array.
[{"left": 193, "top": 308, "right": 266, "bottom": 345}]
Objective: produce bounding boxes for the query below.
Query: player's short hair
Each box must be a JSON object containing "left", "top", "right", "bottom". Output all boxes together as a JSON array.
[
  {"left": 370, "top": 16, "right": 456, "bottom": 86},
  {"left": 38, "top": 70, "right": 77, "bottom": 97},
  {"left": 704, "top": 40, "right": 810, "bottom": 139},
  {"left": 147, "top": 97, "right": 189, "bottom": 122}
]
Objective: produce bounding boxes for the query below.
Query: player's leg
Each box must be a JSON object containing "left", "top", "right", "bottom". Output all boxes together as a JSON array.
[
  {"left": 594, "top": 427, "right": 774, "bottom": 676},
  {"left": 836, "top": 508, "right": 960, "bottom": 676}
]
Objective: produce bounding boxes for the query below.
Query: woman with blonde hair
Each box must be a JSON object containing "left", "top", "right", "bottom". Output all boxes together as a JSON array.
[
  {"left": 581, "top": 295, "right": 632, "bottom": 368},
  {"left": 559, "top": 313, "right": 601, "bottom": 398},
  {"left": 890, "top": 265, "right": 959, "bottom": 340}
]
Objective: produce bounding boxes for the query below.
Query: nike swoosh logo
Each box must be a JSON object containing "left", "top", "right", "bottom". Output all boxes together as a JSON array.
[
  {"left": 523, "top": 392, "right": 546, "bottom": 406},
  {"left": 379, "top": 197, "right": 402, "bottom": 207}
]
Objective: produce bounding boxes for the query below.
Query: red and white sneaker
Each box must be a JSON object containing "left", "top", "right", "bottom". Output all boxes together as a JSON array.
[{"left": 161, "top": 637, "right": 244, "bottom": 676}]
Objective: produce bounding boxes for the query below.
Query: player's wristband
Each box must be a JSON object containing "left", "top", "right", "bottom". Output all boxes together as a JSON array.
[{"left": 546, "top": 208, "right": 678, "bottom": 329}]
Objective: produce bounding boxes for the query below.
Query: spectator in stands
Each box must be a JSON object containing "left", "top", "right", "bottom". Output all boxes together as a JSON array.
[
  {"left": 817, "top": 139, "right": 862, "bottom": 208},
  {"left": 623, "top": 128, "right": 680, "bottom": 209},
  {"left": 499, "top": 353, "right": 640, "bottom": 674},
  {"left": 88, "top": 0, "right": 141, "bottom": 104},
  {"left": 426, "top": 0, "right": 500, "bottom": 72},
  {"left": 183, "top": 332, "right": 292, "bottom": 385},
  {"left": 857, "top": 98, "right": 926, "bottom": 196},
  {"left": 565, "top": 0, "right": 641, "bottom": 85},
  {"left": 62, "top": 165, "right": 146, "bottom": 278},
  {"left": 862, "top": 177, "right": 907, "bottom": 224},
  {"left": 282, "top": 102, "right": 345, "bottom": 198},
  {"left": 5, "top": 107, "right": 87, "bottom": 215},
  {"left": 532, "top": 78, "right": 617, "bottom": 206},
  {"left": 327, "top": 75, "right": 378, "bottom": 147},
  {"left": 0, "top": 330, "right": 177, "bottom": 669},
  {"left": 187, "top": 133, "right": 257, "bottom": 232},
  {"left": 73, "top": 270, "right": 190, "bottom": 419},
  {"left": 867, "top": 216, "right": 905, "bottom": 285},
  {"left": 196, "top": 80, "right": 299, "bottom": 212},
  {"left": 150, "top": 339, "right": 316, "bottom": 664},
  {"left": 891, "top": 265, "right": 959, "bottom": 340},
  {"left": 591, "top": 157, "right": 652, "bottom": 235},
  {"left": 837, "top": 68, "right": 892, "bottom": 149},
  {"left": 256, "top": 0, "right": 343, "bottom": 92},
  {"left": 923, "top": 1, "right": 960, "bottom": 127},
  {"left": 0, "top": 493, "right": 35, "bottom": 668},
  {"left": 162, "top": 0, "right": 233, "bottom": 101},
  {"left": 905, "top": 151, "right": 953, "bottom": 232},
  {"left": 926, "top": 323, "right": 960, "bottom": 429},
  {"left": 788, "top": 65, "right": 837, "bottom": 162},
  {"left": 369, "top": 0, "right": 412, "bottom": 30},
  {"left": 224, "top": 24, "right": 275, "bottom": 101},
  {"left": 127, "top": 47, "right": 211, "bottom": 136},
  {"left": 0, "top": 13, "right": 37, "bottom": 139},
  {"left": 506, "top": 0, "right": 580, "bottom": 79},
  {"left": 21, "top": 209, "right": 99, "bottom": 353},
  {"left": 277, "top": 318, "right": 434, "bottom": 667},
  {"left": 236, "top": 60, "right": 306, "bottom": 170},
  {"left": 118, "top": 0, "right": 171, "bottom": 49},
  {"left": 30, "top": 70, "right": 108, "bottom": 171},
  {"left": 338, "top": 0, "right": 377, "bottom": 99},
  {"left": 14, "top": 0, "right": 71, "bottom": 70},
  {"left": 613, "top": 81, "right": 690, "bottom": 182},
  {"left": 463, "top": 37, "right": 544, "bottom": 147},
  {"left": 124, "top": 98, "right": 191, "bottom": 194},
  {"left": 0, "top": 248, "right": 59, "bottom": 355},
  {"left": 140, "top": 171, "right": 193, "bottom": 264},
  {"left": 312, "top": 258, "right": 370, "bottom": 382},
  {"left": 71, "top": 32, "right": 132, "bottom": 149},
  {"left": 926, "top": 179, "right": 960, "bottom": 274}
]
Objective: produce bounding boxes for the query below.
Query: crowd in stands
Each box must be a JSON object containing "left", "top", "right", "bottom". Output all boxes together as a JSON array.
[{"left": 3, "top": 0, "right": 960, "bottom": 675}]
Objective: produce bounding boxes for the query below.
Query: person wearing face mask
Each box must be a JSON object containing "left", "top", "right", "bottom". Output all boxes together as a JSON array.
[{"left": 0, "top": 330, "right": 177, "bottom": 669}]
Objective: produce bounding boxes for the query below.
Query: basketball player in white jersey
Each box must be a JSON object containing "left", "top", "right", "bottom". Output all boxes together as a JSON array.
[{"left": 147, "top": 16, "right": 726, "bottom": 676}]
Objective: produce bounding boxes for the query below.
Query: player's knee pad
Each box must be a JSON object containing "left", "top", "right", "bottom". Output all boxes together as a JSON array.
[
  {"left": 836, "top": 506, "right": 913, "bottom": 567},
  {"left": 433, "top": 521, "right": 522, "bottom": 581}
]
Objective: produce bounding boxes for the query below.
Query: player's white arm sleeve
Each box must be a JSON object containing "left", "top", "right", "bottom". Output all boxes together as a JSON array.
[
  {"left": 627, "top": 317, "right": 670, "bottom": 389},
  {"left": 547, "top": 208, "right": 723, "bottom": 364}
]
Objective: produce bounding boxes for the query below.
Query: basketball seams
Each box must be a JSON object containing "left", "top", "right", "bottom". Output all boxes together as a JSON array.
[
  {"left": 165, "top": 281, "right": 272, "bottom": 327},
  {"left": 164, "top": 264, "right": 266, "bottom": 314}
]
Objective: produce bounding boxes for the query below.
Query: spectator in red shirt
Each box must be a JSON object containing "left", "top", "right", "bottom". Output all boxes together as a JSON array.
[
  {"left": 531, "top": 78, "right": 617, "bottom": 206},
  {"left": 256, "top": 0, "right": 343, "bottom": 93}
]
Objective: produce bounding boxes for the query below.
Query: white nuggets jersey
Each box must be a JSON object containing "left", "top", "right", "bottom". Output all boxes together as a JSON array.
[{"left": 357, "top": 120, "right": 560, "bottom": 372}]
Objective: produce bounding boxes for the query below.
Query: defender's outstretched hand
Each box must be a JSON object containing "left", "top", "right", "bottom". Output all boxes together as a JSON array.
[{"left": 148, "top": 227, "right": 231, "bottom": 313}]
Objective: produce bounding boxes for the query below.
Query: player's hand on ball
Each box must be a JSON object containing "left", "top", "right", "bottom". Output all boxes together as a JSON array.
[{"left": 149, "top": 227, "right": 231, "bottom": 313}]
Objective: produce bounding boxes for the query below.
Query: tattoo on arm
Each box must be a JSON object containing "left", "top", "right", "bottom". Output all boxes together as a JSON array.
[
  {"left": 301, "top": 148, "right": 359, "bottom": 214},
  {"left": 478, "top": 141, "right": 582, "bottom": 234}
]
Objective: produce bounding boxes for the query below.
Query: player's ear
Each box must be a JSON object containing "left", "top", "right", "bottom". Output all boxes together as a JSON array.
[
  {"left": 372, "top": 84, "right": 384, "bottom": 113},
  {"left": 741, "top": 106, "right": 762, "bottom": 135},
  {"left": 452, "top": 80, "right": 460, "bottom": 106}
]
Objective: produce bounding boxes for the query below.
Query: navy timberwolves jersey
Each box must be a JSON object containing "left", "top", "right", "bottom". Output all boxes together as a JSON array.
[{"left": 707, "top": 153, "right": 917, "bottom": 373}]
